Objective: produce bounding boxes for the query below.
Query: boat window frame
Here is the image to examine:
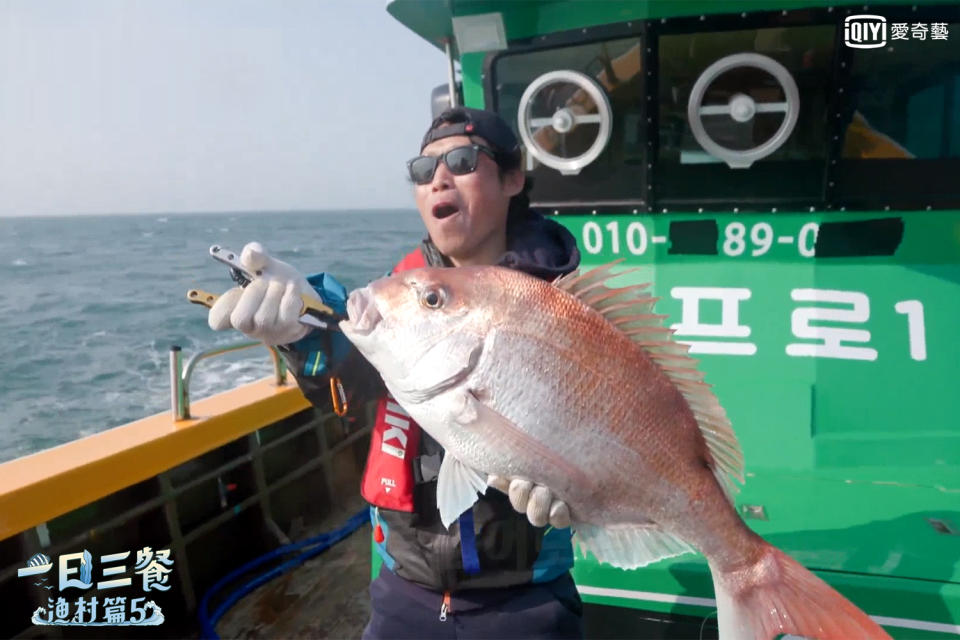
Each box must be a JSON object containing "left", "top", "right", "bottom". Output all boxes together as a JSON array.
[
  {"left": 482, "top": 4, "right": 960, "bottom": 213},
  {"left": 650, "top": 13, "right": 838, "bottom": 213},
  {"left": 828, "top": 7, "right": 960, "bottom": 211},
  {"left": 483, "top": 20, "right": 652, "bottom": 215}
]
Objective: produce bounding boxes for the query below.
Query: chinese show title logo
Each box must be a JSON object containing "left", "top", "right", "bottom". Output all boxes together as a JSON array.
[{"left": 17, "top": 547, "right": 174, "bottom": 626}]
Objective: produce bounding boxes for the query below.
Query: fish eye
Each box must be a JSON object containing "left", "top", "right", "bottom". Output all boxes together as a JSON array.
[{"left": 420, "top": 288, "right": 444, "bottom": 309}]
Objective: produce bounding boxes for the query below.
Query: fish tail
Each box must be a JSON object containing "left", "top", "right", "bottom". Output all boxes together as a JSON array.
[{"left": 710, "top": 542, "right": 891, "bottom": 640}]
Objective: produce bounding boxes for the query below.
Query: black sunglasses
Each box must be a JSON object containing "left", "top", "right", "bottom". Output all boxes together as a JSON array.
[{"left": 407, "top": 144, "right": 497, "bottom": 185}]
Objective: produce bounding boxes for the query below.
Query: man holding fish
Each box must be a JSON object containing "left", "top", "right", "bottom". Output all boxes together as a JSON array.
[
  {"left": 209, "top": 107, "right": 587, "bottom": 639},
  {"left": 208, "top": 108, "right": 890, "bottom": 639}
]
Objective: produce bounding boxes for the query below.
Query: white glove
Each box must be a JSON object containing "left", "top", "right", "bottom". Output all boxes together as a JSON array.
[
  {"left": 208, "top": 242, "right": 319, "bottom": 346},
  {"left": 488, "top": 475, "right": 571, "bottom": 529}
]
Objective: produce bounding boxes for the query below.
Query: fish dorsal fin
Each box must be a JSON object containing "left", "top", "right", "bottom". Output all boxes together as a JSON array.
[{"left": 554, "top": 262, "right": 744, "bottom": 498}]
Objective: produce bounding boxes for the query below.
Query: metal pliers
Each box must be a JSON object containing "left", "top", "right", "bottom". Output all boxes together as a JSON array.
[{"left": 187, "top": 245, "right": 341, "bottom": 331}]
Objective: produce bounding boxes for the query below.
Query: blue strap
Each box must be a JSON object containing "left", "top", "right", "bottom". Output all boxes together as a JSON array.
[{"left": 458, "top": 510, "right": 481, "bottom": 575}]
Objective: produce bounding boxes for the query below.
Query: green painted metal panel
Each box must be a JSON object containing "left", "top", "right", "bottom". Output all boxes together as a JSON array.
[
  {"left": 555, "top": 210, "right": 960, "bottom": 626},
  {"left": 573, "top": 467, "right": 960, "bottom": 633},
  {"left": 460, "top": 52, "right": 487, "bottom": 108},
  {"left": 576, "top": 565, "right": 960, "bottom": 637},
  {"left": 371, "top": 542, "right": 383, "bottom": 579},
  {"left": 552, "top": 211, "right": 960, "bottom": 474}
]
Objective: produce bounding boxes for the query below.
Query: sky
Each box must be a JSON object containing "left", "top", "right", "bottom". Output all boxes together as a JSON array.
[{"left": 0, "top": 0, "right": 448, "bottom": 216}]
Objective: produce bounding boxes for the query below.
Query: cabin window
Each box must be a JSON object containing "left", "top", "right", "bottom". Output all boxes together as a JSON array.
[
  {"left": 491, "top": 36, "right": 647, "bottom": 208},
  {"left": 655, "top": 25, "right": 835, "bottom": 210},
  {"left": 835, "top": 21, "right": 960, "bottom": 208}
]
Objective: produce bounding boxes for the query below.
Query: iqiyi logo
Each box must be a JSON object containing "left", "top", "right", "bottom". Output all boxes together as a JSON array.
[{"left": 844, "top": 15, "right": 887, "bottom": 48}]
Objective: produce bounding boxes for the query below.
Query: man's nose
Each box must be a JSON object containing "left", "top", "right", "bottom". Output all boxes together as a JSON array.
[{"left": 431, "top": 160, "right": 453, "bottom": 191}]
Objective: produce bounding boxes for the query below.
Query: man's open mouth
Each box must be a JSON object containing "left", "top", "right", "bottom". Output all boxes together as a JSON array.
[
  {"left": 432, "top": 204, "right": 460, "bottom": 219},
  {"left": 345, "top": 287, "right": 383, "bottom": 336}
]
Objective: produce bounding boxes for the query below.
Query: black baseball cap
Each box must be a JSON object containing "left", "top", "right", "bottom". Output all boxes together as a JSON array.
[{"left": 420, "top": 107, "right": 520, "bottom": 157}]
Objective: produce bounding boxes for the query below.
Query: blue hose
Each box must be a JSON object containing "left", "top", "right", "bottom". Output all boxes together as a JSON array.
[{"left": 198, "top": 508, "right": 369, "bottom": 639}]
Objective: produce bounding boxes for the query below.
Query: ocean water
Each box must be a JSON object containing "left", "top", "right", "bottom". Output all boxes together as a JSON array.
[{"left": 0, "top": 210, "right": 424, "bottom": 464}]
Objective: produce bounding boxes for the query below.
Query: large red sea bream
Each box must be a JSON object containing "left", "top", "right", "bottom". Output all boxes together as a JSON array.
[{"left": 340, "top": 261, "right": 890, "bottom": 640}]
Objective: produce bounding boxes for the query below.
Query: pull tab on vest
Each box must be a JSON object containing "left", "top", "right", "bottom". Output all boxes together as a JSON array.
[{"left": 360, "top": 248, "right": 426, "bottom": 512}]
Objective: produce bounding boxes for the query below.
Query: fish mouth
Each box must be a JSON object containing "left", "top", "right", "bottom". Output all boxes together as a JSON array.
[{"left": 344, "top": 287, "right": 383, "bottom": 336}]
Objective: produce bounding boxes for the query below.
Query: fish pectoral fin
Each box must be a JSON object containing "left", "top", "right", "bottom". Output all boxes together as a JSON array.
[
  {"left": 451, "top": 388, "right": 486, "bottom": 425},
  {"left": 574, "top": 522, "right": 694, "bottom": 570},
  {"left": 436, "top": 455, "right": 489, "bottom": 529}
]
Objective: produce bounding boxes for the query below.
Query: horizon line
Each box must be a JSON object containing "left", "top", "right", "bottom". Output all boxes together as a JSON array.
[{"left": 1, "top": 207, "right": 419, "bottom": 220}]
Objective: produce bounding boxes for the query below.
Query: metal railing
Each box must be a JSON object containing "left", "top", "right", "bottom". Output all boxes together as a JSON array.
[
  {"left": 169, "top": 342, "right": 288, "bottom": 420},
  {"left": 1, "top": 398, "right": 374, "bottom": 616}
]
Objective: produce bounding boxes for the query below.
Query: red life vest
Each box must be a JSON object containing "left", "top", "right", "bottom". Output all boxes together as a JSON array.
[{"left": 360, "top": 248, "right": 426, "bottom": 512}]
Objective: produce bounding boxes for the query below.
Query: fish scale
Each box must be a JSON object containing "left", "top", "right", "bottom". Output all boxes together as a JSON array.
[{"left": 479, "top": 275, "right": 711, "bottom": 525}]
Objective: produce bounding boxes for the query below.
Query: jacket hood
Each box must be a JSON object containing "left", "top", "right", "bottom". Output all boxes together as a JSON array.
[{"left": 499, "top": 210, "right": 581, "bottom": 280}]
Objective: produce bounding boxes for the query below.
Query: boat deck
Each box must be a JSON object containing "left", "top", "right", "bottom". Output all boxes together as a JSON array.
[{"left": 216, "top": 500, "right": 373, "bottom": 639}]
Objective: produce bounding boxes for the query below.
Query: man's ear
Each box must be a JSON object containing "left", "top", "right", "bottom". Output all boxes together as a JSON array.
[{"left": 502, "top": 168, "right": 525, "bottom": 198}]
